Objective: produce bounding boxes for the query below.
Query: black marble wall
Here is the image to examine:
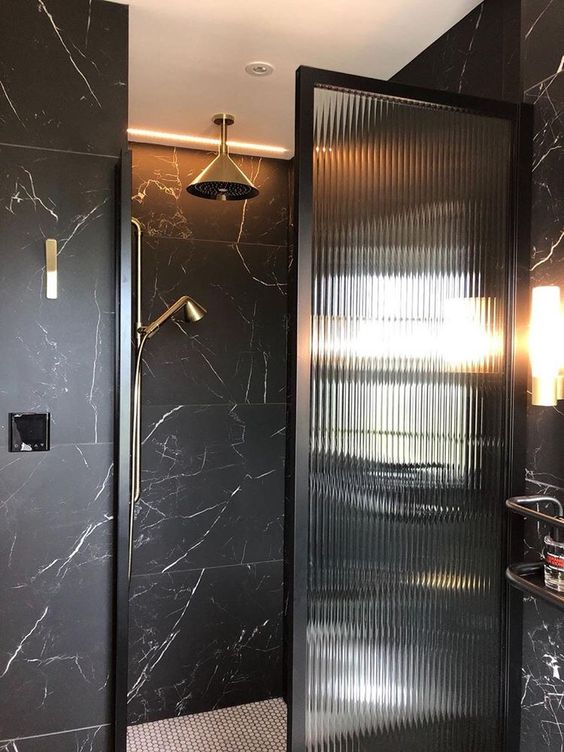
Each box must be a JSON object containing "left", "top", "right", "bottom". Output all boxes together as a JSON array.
[
  {"left": 0, "top": 1, "right": 127, "bottom": 750},
  {"left": 520, "top": 2, "right": 564, "bottom": 749},
  {"left": 127, "top": 144, "right": 289, "bottom": 724},
  {"left": 392, "top": 0, "right": 520, "bottom": 102},
  {"left": 393, "top": 1, "right": 564, "bottom": 750}
]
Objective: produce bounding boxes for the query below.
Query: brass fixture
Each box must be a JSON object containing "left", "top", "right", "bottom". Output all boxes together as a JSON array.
[
  {"left": 558, "top": 375, "right": 564, "bottom": 402},
  {"left": 529, "top": 286, "right": 561, "bottom": 406},
  {"left": 129, "top": 219, "right": 206, "bottom": 578},
  {"left": 186, "top": 114, "right": 259, "bottom": 201},
  {"left": 45, "top": 239, "right": 57, "bottom": 299},
  {"left": 140, "top": 295, "right": 206, "bottom": 338}
]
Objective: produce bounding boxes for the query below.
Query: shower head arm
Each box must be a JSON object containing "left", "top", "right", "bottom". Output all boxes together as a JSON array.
[
  {"left": 219, "top": 117, "right": 227, "bottom": 155},
  {"left": 139, "top": 296, "right": 190, "bottom": 337},
  {"left": 215, "top": 113, "right": 233, "bottom": 156}
]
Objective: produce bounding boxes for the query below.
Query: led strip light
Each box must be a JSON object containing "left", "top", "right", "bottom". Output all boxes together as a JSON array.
[{"left": 127, "top": 127, "right": 288, "bottom": 155}]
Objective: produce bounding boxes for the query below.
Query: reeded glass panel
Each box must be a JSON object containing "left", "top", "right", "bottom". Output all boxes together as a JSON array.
[{"left": 308, "top": 86, "right": 512, "bottom": 751}]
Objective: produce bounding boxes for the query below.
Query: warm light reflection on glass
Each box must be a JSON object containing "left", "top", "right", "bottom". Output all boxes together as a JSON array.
[
  {"left": 307, "top": 84, "right": 512, "bottom": 749},
  {"left": 314, "top": 274, "right": 502, "bottom": 370},
  {"left": 311, "top": 274, "right": 502, "bottom": 473},
  {"left": 530, "top": 285, "right": 561, "bottom": 406},
  {"left": 442, "top": 297, "right": 502, "bottom": 370}
]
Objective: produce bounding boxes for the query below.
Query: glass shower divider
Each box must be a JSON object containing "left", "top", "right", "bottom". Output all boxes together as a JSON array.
[{"left": 287, "top": 67, "right": 530, "bottom": 752}]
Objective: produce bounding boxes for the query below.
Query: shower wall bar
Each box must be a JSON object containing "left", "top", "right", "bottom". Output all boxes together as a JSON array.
[
  {"left": 128, "top": 218, "right": 206, "bottom": 577},
  {"left": 115, "top": 149, "right": 134, "bottom": 752}
]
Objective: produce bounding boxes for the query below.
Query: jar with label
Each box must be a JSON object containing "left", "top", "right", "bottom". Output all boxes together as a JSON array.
[{"left": 544, "top": 534, "right": 564, "bottom": 592}]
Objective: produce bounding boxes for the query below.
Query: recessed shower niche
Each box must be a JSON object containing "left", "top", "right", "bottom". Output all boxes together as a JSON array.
[{"left": 114, "top": 66, "right": 529, "bottom": 752}]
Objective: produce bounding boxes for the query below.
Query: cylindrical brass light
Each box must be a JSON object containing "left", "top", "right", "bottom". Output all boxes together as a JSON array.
[{"left": 530, "top": 286, "right": 561, "bottom": 406}]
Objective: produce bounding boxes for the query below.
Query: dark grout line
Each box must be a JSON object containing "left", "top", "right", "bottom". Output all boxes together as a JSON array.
[
  {"left": 140, "top": 235, "right": 290, "bottom": 250},
  {"left": 130, "top": 559, "right": 284, "bottom": 579},
  {"left": 0, "top": 141, "right": 120, "bottom": 160},
  {"left": 0, "top": 723, "right": 111, "bottom": 744},
  {"left": 143, "top": 402, "right": 288, "bottom": 408}
]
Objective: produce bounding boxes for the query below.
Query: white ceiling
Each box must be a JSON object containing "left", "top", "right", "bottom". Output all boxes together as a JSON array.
[{"left": 127, "top": 0, "right": 482, "bottom": 157}]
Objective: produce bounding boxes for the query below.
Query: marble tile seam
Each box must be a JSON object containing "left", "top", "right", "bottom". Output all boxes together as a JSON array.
[
  {"left": 0, "top": 723, "right": 111, "bottom": 745},
  {"left": 0, "top": 140, "right": 122, "bottom": 160},
  {"left": 135, "top": 234, "right": 291, "bottom": 250},
  {"left": 130, "top": 558, "right": 285, "bottom": 579}
]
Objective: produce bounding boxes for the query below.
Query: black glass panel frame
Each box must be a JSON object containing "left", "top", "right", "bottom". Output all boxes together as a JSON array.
[{"left": 287, "top": 67, "right": 531, "bottom": 752}]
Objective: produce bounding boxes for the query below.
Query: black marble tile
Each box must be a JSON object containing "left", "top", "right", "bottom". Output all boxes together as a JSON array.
[
  {"left": 523, "top": 0, "right": 564, "bottom": 581},
  {"left": 526, "top": 405, "right": 564, "bottom": 503},
  {"left": 131, "top": 144, "right": 290, "bottom": 246},
  {"left": 0, "top": 146, "right": 117, "bottom": 446},
  {"left": 0, "top": 443, "right": 113, "bottom": 738},
  {"left": 0, "top": 725, "right": 110, "bottom": 752},
  {"left": 127, "top": 561, "right": 284, "bottom": 725},
  {"left": 522, "top": 0, "right": 564, "bottom": 103},
  {"left": 0, "top": 0, "right": 127, "bottom": 155},
  {"left": 392, "top": 3, "right": 511, "bottom": 100},
  {"left": 521, "top": 595, "right": 564, "bottom": 752},
  {"left": 521, "top": 2, "right": 564, "bottom": 749},
  {"left": 128, "top": 128, "right": 288, "bottom": 723},
  {"left": 139, "top": 236, "right": 288, "bottom": 406},
  {"left": 132, "top": 404, "right": 285, "bottom": 575},
  {"left": 392, "top": 0, "right": 523, "bottom": 102},
  {"left": 527, "top": 92, "right": 564, "bottom": 288}
]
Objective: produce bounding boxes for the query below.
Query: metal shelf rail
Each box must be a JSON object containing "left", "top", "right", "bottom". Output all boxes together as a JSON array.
[{"left": 506, "top": 495, "right": 564, "bottom": 611}]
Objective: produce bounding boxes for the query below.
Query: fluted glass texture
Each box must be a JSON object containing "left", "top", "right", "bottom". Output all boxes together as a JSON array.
[{"left": 308, "top": 86, "right": 512, "bottom": 751}]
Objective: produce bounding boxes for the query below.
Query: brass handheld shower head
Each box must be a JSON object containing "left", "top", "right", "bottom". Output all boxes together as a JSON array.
[
  {"left": 184, "top": 297, "right": 207, "bottom": 324},
  {"left": 140, "top": 295, "right": 207, "bottom": 338}
]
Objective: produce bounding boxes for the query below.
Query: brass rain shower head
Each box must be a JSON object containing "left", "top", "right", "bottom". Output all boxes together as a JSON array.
[{"left": 186, "top": 114, "right": 259, "bottom": 202}]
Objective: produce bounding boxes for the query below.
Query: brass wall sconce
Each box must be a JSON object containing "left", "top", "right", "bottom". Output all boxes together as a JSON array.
[{"left": 530, "top": 285, "right": 563, "bottom": 406}]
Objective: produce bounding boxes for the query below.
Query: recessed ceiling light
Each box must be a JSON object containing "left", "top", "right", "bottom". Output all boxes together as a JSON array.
[
  {"left": 127, "top": 127, "right": 287, "bottom": 155},
  {"left": 245, "top": 61, "right": 274, "bottom": 77}
]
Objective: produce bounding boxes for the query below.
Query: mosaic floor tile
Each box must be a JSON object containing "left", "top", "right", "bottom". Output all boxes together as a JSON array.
[{"left": 127, "top": 698, "right": 287, "bottom": 752}]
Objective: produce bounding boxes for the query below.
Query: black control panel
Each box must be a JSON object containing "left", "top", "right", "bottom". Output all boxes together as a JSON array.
[{"left": 9, "top": 413, "right": 50, "bottom": 452}]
